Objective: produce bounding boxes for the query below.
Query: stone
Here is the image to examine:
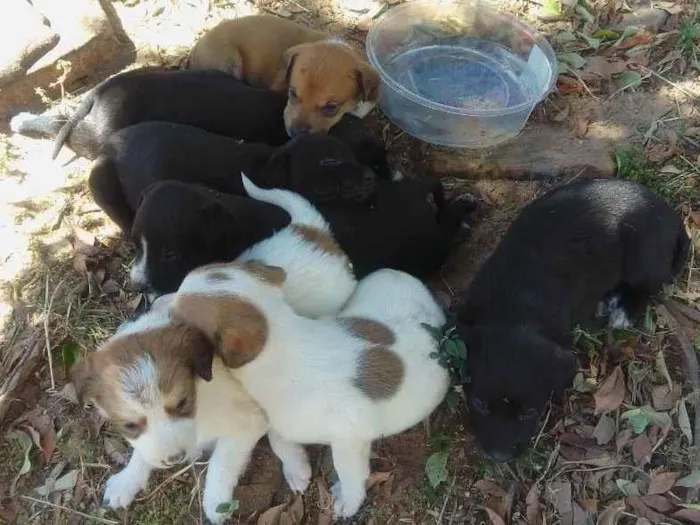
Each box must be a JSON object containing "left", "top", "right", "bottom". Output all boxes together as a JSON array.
[
  {"left": 614, "top": 8, "right": 669, "bottom": 32},
  {"left": 0, "top": 0, "right": 135, "bottom": 130},
  {"left": 426, "top": 120, "right": 615, "bottom": 180},
  {"left": 0, "top": 0, "right": 59, "bottom": 88}
]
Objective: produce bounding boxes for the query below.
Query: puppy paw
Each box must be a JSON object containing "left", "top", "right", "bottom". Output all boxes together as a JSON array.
[
  {"left": 283, "top": 461, "right": 312, "bottom": 493},
  {"left": 202, "top": 484, "right": 235, "bottom": 524},
  {"left": 330, "top": 481, "right": 365, "bottom": 518},
  {"left": 451, "top": 192, "right": 479, "bottom": 213},
  {"left": 9, "top": 112, "right": 38, "bottom": 134},
  {"left": 102, "top": 469, "right": 147, "bottom": 509},
  {"left": 609, "top": 307, "right": 633, "bottom": 329}
]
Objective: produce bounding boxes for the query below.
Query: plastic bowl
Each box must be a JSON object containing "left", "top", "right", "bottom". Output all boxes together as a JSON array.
[{"left": 366, "top": 0, "right": 557, "bottom": 148}]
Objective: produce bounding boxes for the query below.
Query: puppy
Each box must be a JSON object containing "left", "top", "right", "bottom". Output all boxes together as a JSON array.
[
  {"left": 90, "top": 121, "right": 378, "bottom": 233},
  {"left": 10, "top": 68, "right": 290, "bottom": 160},
  {"left": 132, "top": 176, "right": 357, "bottom": 318},
  {"left": 130, "top": 177, "right": 475, "bottom": 295},
  {"left": 456, "top": 179, "right": 690, "bottom": 462},
  {"left": 70, "top": 290, "right": 312, "bottom": 524},
  {"left": 129, "top": 181, "right": 291, "bottom": 296},
  {"left": 171, "top": 265, "right": 450, "bottom": 518},
  {"left": 188, "top": 15, "right": 380, "bottom": 136}
]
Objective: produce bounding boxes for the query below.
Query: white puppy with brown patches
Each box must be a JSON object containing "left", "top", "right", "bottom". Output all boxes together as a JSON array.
[
  {"left": 171, "top": 265, "right": 451, "bottom": 518},
  {"left": 70, "top": 287, "right": 312, "bottom": 524}
]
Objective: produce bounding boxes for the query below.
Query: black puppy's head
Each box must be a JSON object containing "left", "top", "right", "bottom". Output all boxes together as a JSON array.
[
  {"left": 460, "top": 324, "right": 577, "bottom": 462},
  {"left": 129, "top": 183, "right": 235, "bottom": 296},
  {"left": 260, "top": 134, "right": 377, "bottom": 207},
  {"left": 329, "top": 114, "right": 391, "bottom": 181}
]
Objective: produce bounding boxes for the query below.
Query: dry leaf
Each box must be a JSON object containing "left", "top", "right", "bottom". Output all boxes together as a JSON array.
[
  {"left": 593, "top": 414, "right": 616, "bottom": 445},
  {"left": 594, "top": 366, "right": 626, "bottom": 415},
  {"left": 258, "top": 502, "right": 286, "bottom": 525},
  {"left": 548, "top": 481, "right": 573, "bottom": 525},
  {"left": 104, "top": 437, "right": 128, "bottom": 466},
  {"left": 641, "top": 495, "right": 673, "bottom": 513},
  {"left": 632, "top": 435, "right": 652, "bottom": 467},
  {"left": 483, "top": 507, "right": 507, "bottom": 525},
  {"left": 572, "top": 115, "right": 590, "bottom": 138},
  {"left": 314, "top": 479, "right": 333, "bottom": 525},
  {"left": 573, "top": 502, "right": 593, "bottom": 525},
  {"left": 20, "top": 409, "right": 56, "bottom": 462},
  {"left": 581, "top": 56, "right": 628, "bottom": 79},
  {"left": 366, "top": 471, "right": 394, "bottom": 490},
  {"left": 647, "top": 471, "right": 677, "bottom": 495},
  {"left": 651, "top": 383, "right": 681, "bottom": 411},
  {"left": 35, "top": 469, "right": 78, "bottom": 496},
  {"left": 557, "top": 75, "right": 587, "bottom": 94},
  {"left": 644, "top": 141, "right": 677, "bottom": 163},
  {"left": 617, "top": 29, "right": 654, "bottom": 50},
  {"left": 475, "top": 479, "right": 508, "bottom": 521},
  {"left": 553, "top": 104, "right": 570, "bottom": 122},
  {"left": 672, "top": 509, "right": 700, "bottom": 523},
  {"left": 597, "top": 501, "right": 625, "bottom": 525},
  {"left": 627, "top": 497, "right": 667, "bottom": 523},
  {"left": 526, "top": 484, "right": 542, "bottom": 525},
  {"left": 279, "top": 495, "right": 304, "bottom": 525}
]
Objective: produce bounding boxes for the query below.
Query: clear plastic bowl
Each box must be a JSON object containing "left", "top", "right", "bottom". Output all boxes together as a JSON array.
[{"left": 366, "top": 0, "right": 557, "bottom": 148}]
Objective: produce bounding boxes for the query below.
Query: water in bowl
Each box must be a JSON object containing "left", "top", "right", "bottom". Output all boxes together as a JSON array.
[{"left": 386, "top": 42, "right": 543, "bottom": 112}]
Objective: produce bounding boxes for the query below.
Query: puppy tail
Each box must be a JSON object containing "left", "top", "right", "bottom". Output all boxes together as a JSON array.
[
  {"left": 52, "top": 92, "right": 96, "bottom": 160},
  {"left": 241, "top": 173, "right": 329, "bottom": 230}
]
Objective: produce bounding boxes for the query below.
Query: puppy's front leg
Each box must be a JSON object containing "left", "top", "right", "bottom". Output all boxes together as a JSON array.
[
  {"left": 330, "top": 440, "right": 372, "bottom": 518},
  {"left": 202, "top": 432, "right": 262, "bottom": 524},
  {"left": 103, "top": 448, "right": 153, "bottom": 509},
  {"left": 267, "top": 430, "right": 311, "bottom": 493}
]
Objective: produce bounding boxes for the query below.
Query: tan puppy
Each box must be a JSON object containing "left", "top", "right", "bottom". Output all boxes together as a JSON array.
[{"left": 188, "top": 15, "right": 380, "bottom": 136}]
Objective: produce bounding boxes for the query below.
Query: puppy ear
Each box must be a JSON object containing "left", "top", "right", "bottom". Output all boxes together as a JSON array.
[
  {"left": 282, "top": 45, "right": 304, "bottom": 85},
  {"left": 354, "top": 62, "right": 380, "bottom": 102},
  {"left": 186, "top": 327, "right": 215, "bottom": 382},
  {"left": 70, "top": 355, "right": 99, "bottom": 406},
  {"left": 240, "top": 260, "right": 287, "bottom": 286}
]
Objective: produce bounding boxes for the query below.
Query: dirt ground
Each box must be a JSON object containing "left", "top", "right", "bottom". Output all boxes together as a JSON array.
[{"left": 0, "top": 0, "right": 699, "bottom": 523}]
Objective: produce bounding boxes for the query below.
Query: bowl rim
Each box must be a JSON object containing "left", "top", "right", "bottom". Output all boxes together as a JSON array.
[{"left": 366, "top": 0, "right": 558, "bottom": 117}]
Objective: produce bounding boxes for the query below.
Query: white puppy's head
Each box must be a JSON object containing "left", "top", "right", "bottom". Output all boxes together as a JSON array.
[{"left": 70, "top": 323, "right": 215, "bottom": 468}]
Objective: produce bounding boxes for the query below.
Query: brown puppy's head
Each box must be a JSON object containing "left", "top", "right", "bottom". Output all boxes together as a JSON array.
[
  {"left": 283, "top": 41, "right": 380, "bottom": 137},
  {"left": 70, "top": 322, "right": 214, "bottom": 468}
]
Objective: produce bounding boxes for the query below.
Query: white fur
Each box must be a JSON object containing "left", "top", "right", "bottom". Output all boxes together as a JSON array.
[
  {"left": 350, "top": 100, "right": 377, "bottom": 119},
  {"left": 9, "top": 111, "right": 58, "bottom": 135},
  {"left": 603, "top": 295, "right": 633, "bottom": 329},
  {"left": 129, "top": 238, "right": 148, "bottom": 290},
  {"left": 173, "top": 268, "right": 450, "bottom": 517},
  {"left": 97, "top": 302, "right": 310, "bottom": 524},
  {"left": 238, "top": 174, "right": 356, "bottom": 318}
]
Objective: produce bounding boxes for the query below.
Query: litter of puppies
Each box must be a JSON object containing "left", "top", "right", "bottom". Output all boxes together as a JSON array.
[{"left": 6, "top": 12, "right": 697, "bottom": 525}]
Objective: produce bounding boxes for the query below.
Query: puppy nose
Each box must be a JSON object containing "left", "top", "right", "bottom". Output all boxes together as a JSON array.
[
  {"left": 289, "top": 124, "right": 312, "bottom": 137},
  {"left": 167, "top": 451, "right": 186, "bottom": 464},
  {"left": 362, "top": 167, "right": 376, "bottom": 185}
]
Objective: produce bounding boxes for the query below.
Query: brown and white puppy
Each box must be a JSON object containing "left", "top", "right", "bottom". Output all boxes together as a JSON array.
[
  {"left": 172, "top": 266, "right": 450, "bottom": 518},
  {"left": 70, "top": 291, "right": 311, "bottom": 524},
  {"left": 188, "top": 15, "right": 380, "bottom": 136}
]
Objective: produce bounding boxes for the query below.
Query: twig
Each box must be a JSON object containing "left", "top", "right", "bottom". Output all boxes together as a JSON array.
[
  {"left": 138, "top": 462, "right": 194, "bottom": 502},
  {"left": 43, "top": 277, "right": 65, "bottom": 391},
  {"left": 549, "top": 463, "right": 650, "bottom": 482},
  {"left": 437, "top": 475, "right": 457, "bottom": 524},
  {"left": 638, "top": 65, "right": 697, "bottom": 98},
  {"left": 668, "top": 299, "right": 700, "bottom": 324},
  {"left": 532, "top": 403, "right": 553, "bottom": 452},
  {"left": 20, "top": 496, "right": 118, "bottom": 525}
]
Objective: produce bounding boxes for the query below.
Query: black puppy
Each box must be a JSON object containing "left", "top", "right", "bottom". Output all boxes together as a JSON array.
[
  {"left": 89, "top": 121, "right": 377, "bottom": 233},
  {"left": 130, "top": 181, "right": 291, "bottom": 295},
  {"left": 456, "top": 179, "right": 689, "bottom": 462},
  {"left": 130, "top": 178, "right": 474, "bottom": 295}
]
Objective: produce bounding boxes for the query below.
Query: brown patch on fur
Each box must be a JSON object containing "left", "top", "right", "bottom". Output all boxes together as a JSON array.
[
  {"left": 239, "top": 260, "right": 286, "bottom": 286},
  {"left": 284, "top": 40, "right": 379, "bottom": 132},
  {"left": 69, "top": 324, "right": 214, "bottom": 437},
  {"left": 354, "top": 346, "right": 404, "bottom": 400},
  {"left": 172, "top": 293, "right": 268, "bottom": 369},
  {"left": 343, "top": 317, "right": 396, "bottom": 346},
  {"left": 291, "top": 225, "right": 345, "bottom": 257}
]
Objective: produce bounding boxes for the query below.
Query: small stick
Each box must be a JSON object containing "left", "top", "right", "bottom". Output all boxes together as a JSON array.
[
  {"left": 437, "top": 475, "right": 457, "bottom": 524},
  {"left": 20, "top": 495, "right": 118, "bottom": 525},
  {"left": 532, "top": 403, "right": 553, "bottom": 452},
  {"left": 43, "top": 277, "right": 65, "bottom": 391},
  {"left": 669, "top": 299, "right": 700, "bottom": 324},
  {"left": 638, "top": 65, "right": 697, "bottom": 98}
]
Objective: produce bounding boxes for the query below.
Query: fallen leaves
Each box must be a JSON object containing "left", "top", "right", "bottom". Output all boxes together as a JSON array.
[
  {"left": 647, "top": 471, "right": 678, "bottom": 496},
  {"left": 257, "top": 495, "right": 303, "bottom": 525},
  {"left": 650, "top": 383, "right": 682, "bottom": 411},
  {"left": 474, "top": 479, "right": 509, "bottom": 523},
  {"left": 594, "top": 366, "right": 626, "bottom": 415},
  {"left": 632, "top": 434, "right": 652, "bottom": 467},
  {"left": 425, "top": 451, "right": 448, "bottom": 488},
  {"left": 593, "top": 414, "right": 616, "bottom": 445}
]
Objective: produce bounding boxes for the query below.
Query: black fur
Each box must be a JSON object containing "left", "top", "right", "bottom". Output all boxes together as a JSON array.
[
  {"left": 131, "top": 181, "right": 291, "bottom": 295},
  {"left": 89, "top": 121, "right": 378, "bottom": 233},
  {"left": 131, "top": 178, "right": 475, "bottom": 295},
  {"left": 456, "top": 179, "right": 690, "bottom": 462},
  {"left": 52, "top": 68, "right": 289, "bottom": 159}
]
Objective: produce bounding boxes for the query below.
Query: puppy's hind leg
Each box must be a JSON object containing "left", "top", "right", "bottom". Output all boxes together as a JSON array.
[
  {"left": 330, "top": 440, "right": 371, "bottom": 518},
  {"left": 89, "top": 156, "right": 135, "bottom": 234},
  {"left": 268, "top": 430, "right": 312, "bottom": 493}
]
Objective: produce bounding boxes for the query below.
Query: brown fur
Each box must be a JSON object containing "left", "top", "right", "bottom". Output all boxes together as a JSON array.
[
  {"left": 353, "top": 346, "right": 404, "bottom": 400},
  {"left": 283, "top": 41, "right": 379, "bottom": 133},
  {"left": 342, "top": 317, "right": 395, "bottom": 346},
  {"left": 69, "top": 324, "right": 214, "bottom": 438},
  {"left": 195, "top": 260, "right": 287, "bottom": 286},
  {"left": 172, "top": 293, "right": 268, "bottom": 369},
  {"left": 291, "top": 225, "right": 345, "bottom": 257},
  {"left": 188, "top": 15, "right": 325, "bottom": 88}
]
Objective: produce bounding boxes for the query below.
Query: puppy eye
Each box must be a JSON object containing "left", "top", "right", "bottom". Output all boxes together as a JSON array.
[
  {"left": 123, "top": 422, "right": 140, "bottom": 432},
  {"left": 162, "top": 250, "right": 179, "bottom": 262},
  {"left": 319, "top": 158, "right": 342, "bottom": 166},
  {"left": 321, "top": 103, "right": 339, "bottom": 116},
  {"left": 519, "top": 408, "right": 538, "bottom": 421},
  {"left": 471, "top": 397, "right": 489, "bottom": 414}
]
